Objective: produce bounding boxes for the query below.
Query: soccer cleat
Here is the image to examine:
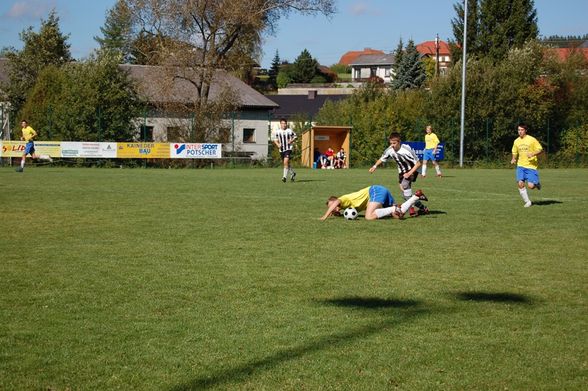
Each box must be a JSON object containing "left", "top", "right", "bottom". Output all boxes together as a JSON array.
[
  {"left": 524, "top": 201, "right": 532, "bottom": 208},
  {"left": 414, "top": 189, "right": 428, "bottom": 201},
  {"left": 409, "top": 207, "right": 418, "bottom": 217},
  {"left": 48, "top": 156, "right": 53, "bottom": 163},
  {"left": 15, "top": 167, "right": 23, "bottom": 172},
  {"left": 392, "top": 208, "right": 404, "bottom": 220},
  {"left": 282, "top": 177, "right": 287, "bottom": 183},
  {"left": 437, "top": 173, "right": 442, "bottom": 177},
  {"left": 535, "top": 182, "right": 541, "bottom": 190},
  {"left": 290, "top": 172, "right": 296, "bottom": 182},
  {"left": 419, "top": 206, "right": 430, "bottom": 215}
]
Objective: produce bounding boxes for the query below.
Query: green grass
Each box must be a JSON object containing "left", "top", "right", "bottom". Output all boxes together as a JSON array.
[{"left": 1, "top": 167, "right": 586, "bottom": 390}]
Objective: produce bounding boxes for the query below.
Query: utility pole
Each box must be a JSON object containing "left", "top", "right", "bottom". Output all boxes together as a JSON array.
[
  {"left": 435, "top": 34, "right": 440, "bottom": 78},
  {"left": 459, "top": 0, "right": 468, "bottom": 167}
]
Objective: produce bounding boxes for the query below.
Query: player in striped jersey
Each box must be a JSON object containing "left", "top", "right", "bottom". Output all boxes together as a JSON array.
[
  {"left": 273, "top": 118, "right": 297, "bottom": 182},
  {"left": 369, "top": 132, "right": 428, "bottom": 216}
]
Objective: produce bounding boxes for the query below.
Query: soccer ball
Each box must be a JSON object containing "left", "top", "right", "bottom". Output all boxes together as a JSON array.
[{"left": 343, "top": 207, "right": 358, "bottom": 220}]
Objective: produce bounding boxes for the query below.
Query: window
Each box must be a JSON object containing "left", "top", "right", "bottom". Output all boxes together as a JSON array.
[
  {"left": 140, "top": 126, "right": 153, "bottom": 141},
  {"left": 384, "top": 67, "right": 391, "bottom": 77},
  {"left": 243, "top": 128, "right": 255, "bottom": 143}
]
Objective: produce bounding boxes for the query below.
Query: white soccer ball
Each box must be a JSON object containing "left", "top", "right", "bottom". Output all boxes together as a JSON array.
[{"left": 343, "top": 207, "right": 358, "bottom": 220}]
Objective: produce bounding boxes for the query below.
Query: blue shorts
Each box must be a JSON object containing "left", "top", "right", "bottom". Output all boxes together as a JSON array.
[
  {"left": 516, "top": 167, "right": 540, "bottom": 185},
  {"left": 369, "top": 185, "right": 394, "bottom": 207},
  {"left": 24, "top": 141, "right": 35, "bottom": 155},
  {"left": 423, "top": 148, "right": 436, "bottom": 161}
]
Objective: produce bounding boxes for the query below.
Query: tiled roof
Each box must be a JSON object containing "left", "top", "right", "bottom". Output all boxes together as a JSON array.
[
  {"left": 121, "top": 64, "right": 278, "bottom": 109},
  {"left": 339, "top": 48, "right": 384, "bottom": 65},
  {"left": 349, "top": 53, "right": 395, "bottom": 66},
  {"left": 265, "top": 94, "right": 348, "bottom": 118},
  {"left": 416, "top": 40, "right": 451, "bottom": 56},
  {"left": 548, "top": 48, "right": 588, "bottom": 61}
]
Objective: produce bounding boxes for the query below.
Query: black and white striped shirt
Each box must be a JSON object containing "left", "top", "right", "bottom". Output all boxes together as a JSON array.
[
  {"left": 379, "top": 144, "right": 419, "bottom": 174},
  {"left": 275, "top": 128, "right": 297, "bottom": 153}
]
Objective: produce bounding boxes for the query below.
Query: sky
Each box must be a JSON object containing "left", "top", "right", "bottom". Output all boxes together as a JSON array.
[{"left": 1, "top": 0, "right": 586, "bottom": 68}]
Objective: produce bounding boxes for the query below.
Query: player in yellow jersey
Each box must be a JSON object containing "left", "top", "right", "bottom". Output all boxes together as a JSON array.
[
  {"left": 320, "top": 185, "right": 428, "bottom": 221},
  {"left": 422, "top": 125, "right": 442, "bottom": 177},
  {"left": 510, "top": 123, "right": 543, "bottom": 207},
  {"left": 15, "top": 120, "right": 52, "bottom": 172}
]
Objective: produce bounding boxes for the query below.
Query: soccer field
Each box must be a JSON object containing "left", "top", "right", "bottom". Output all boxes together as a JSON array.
[{"left": 1, "top": 167, "right": 587, "bottom": 390}]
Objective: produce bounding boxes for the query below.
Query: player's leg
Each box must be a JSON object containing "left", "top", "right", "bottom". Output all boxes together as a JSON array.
[
  {"left": 399, "top": 189, "right": 428, "bottom": 215},
  {"left": 282, "top": 154, "right": 288, "bottom": 182},
  {"left": 433, "top": 159, "right": 442, "bottom": 177},
  {"left": 526, "top": 169, "right": 540, "bottom": 191},
  {"left": 369, "top": 186, "right": 398, "bottom": 219},
  {"left": 421, "top": 159, "right": 428, "bottom": 177},
  {"left": 516, "top": 167, "right": 532, "bottom": 207}
]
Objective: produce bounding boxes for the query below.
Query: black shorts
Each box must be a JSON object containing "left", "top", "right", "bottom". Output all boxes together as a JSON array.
[
  {"left": 398, "top": 172, "right": 418, "bottom": 184},
  {"left": 280, "top": 150, "right": 292, "bottom": 159}
]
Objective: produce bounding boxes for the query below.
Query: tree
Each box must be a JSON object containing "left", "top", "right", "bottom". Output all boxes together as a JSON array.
[
  {"left": 391, "top": 40, "right": 425, "bottom": 90},
  {"left": 20, "top": 51, "right": 143, "bottom": 142},
  {"left": 290, "top": 49, "right": 319, "bottom": 83},
  {"left": 3, "top": 10, "right": 71, "bottom": 116},
  {"left": 393, "top": 37, "right": 404, "bottom": 69},
  {"left": 478, "top": 0, "right": 538, "bottom": 61},
  {"left": 269, "top": 50, "right": 281, "bottom": 87},
  {"left": 94, "top": 0, "right": 133, "bottom": 63},
  {"left": 121, "top": 0, "right": 336, "bottom": 134},
  {"left": 449, "top": 0, "right": 479, "bottom": 63}
]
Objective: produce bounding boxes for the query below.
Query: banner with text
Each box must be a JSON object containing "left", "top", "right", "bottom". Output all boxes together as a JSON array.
[
  {"left": 116, "top": 142, "right": 170, "bottom": 159},
  {"left": 60, "top": 142, "right": 117, "bottom": 158},
  {"left": 404, "top": 142, "right": 445, "bottom": 160},
  {"left": 171, "top": 143, "right": 222, "bottom": 159},
  {"left": 0, "top": 141, "right": 62, "bottom": 158}
]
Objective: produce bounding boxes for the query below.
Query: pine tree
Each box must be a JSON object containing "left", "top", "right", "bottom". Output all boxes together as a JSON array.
[
  {"left": 94, "top": 0, "right": 133, "bottom": 63},
  {"left": 478, "top": 0, "right": 538, "bottom": 61},
  {"left": 393, "top": 37, "right": 404, "bottom": 72},
  {"left": 391, "top": 39, "right": 425, "bottom": 90},
  {"left": 291, "top": 49, "right": 319, "bottom": 83},
  {"left": 269, "top": 50, "right": 281, "bottom": 87},
  {"left": 449, "top": 0, "right": 479, "bottom": 62}
]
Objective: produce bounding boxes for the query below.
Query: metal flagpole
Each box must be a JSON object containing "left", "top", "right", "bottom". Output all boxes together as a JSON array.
[{"left": 459, "top": 0, "right": 468, "bottom": 167}]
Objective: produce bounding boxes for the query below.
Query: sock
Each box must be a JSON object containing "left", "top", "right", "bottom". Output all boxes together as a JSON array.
[
  {"left": 40, "top": 154, "right": 52, "bottom": 161},
  {"left": 289, "top": 168, "right": 295, "bottom": 177},
  {"left": 401, "top": 195, "right": 419, "bottom": 214},
  {"left": 435, "top": 164, "right": 441, "bottom": 175},
  {"left": 422, "top": 164, "right": 427, "bottom": 176},
  {"left": 519, "top": 187, "right": 530, "bottom": 203},
  {"left": 283, "top": 167, "right": 288, "bottom": 178},
  {"left": 402, "top": 188, "right": 412, "bottom": 201},
  {"left": 20, "top": 158, "right": 25, "bottom": 168},
  {"left": 375, "top": 207, "right": 395, "bottom": 219}
]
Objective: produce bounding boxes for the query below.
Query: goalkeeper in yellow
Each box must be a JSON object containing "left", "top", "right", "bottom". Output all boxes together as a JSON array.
[
  {"left": 511, "top": 123, "right": 543, "bottom": 207},
  {"left": 16, "top": 120, "right": 52, "bottom": 172}
]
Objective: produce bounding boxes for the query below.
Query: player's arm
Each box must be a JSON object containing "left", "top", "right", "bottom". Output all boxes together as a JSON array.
[
  {"left": 369, "top": 159, "right": 383, "bottom": 173},
  {"left": 527, "top": 142, "right": 543, "bottom": 158},
  {"left": 511, "top": 144, "right": 518, "bottom": 164},
  {"left": 404, "top": 160, "right": 421, "bottom": 178},
  {"left": 320, "top": 199, "right": 341, "bottom": 221}
]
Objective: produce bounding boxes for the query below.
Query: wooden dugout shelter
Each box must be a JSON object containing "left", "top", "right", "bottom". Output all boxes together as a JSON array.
[{"left": 301, "top": 125, "right": 352, "bottom": 168}]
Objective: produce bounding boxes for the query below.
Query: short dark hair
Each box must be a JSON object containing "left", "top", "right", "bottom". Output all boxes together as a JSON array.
[
  {"left": 388, "top": 132, "right": 401, "bottom": 141},
  {"left": 518, "top": 123, "right": 528, "bottom": 131},
  {"left": 21, "top": 119, "right": 28, "bottom": 124},
  {"left": 326, "top": 196, "right": 338, "bottom": 205},
  {"left": 280, "top": 118, "right": 287, "bottom": 123}
]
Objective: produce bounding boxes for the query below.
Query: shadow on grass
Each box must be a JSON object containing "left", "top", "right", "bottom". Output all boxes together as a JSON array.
[
  {"left": 169, "top": 297, "right": 427, "bottom": 390},
  {"left": 293, "top": 179, "right": 326, "bottom": 183},
  {"left": 532, "top": 200, "right": 562, "bottom": 206},
  {"left": 454, "top": 291, "right": 535, "bottom": 304},
  {"left": 424, "top": 210, "right": 447, "bottom": 216}
]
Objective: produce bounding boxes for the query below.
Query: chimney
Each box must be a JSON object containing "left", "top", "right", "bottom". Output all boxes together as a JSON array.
[{"left": 308, "top": 90, "right": 317, "bottom": 100}]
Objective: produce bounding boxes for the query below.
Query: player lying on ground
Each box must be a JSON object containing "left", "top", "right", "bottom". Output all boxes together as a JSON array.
[{"left": 320, "top": 185, "right": 428, "bottom": 221}]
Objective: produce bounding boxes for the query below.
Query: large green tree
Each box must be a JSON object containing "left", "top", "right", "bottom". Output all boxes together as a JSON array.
[
  {"left": 391, "top": 40, "right": 426, "bottom": 90},
  {"left": 290, "top": 49, "right": 319, "bottom": 83},
  {"left": 3, "top": 10, "right": 71, "bottom": 116},
  {"left": 269, "top": 50, "right": 281, "bottom": 88},
  {"left": 94, "top": 0, "right": 133, "bottom": 63},
  {"left": 449, "top": 0, "right": 479, "bottom": 63}
]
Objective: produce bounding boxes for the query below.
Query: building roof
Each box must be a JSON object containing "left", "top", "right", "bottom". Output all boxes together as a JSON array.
[
  {"left": 548, "top": 47, "right": 588, "bottom": 61},
  {"left": 416, "top": 40, "right": 451, "bottom": 56},
  {"left": 265, "top": 93, "right": 348, "bottom": 119},
  {"left": 121, "top": 64, "right": 278, "bottom": 109},
  {"left": 338, "top": 48, "right": 385, "bottom": 65},
  {"left": 349, "top": 53, "right": 395, "bottom": 66}
]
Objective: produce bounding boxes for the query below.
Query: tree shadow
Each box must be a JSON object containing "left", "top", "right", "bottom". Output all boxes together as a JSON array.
[
  {"left": 532, "top": 200, "right": 562, "bottom": 206},
  {"left": 169, "top": 297, "right": 428, "bottom": 390},
  {"left": 454, "top": 291, "right": 536, "bottom": 305}
]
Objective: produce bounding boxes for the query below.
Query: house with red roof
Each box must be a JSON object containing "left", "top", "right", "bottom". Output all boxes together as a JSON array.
[
  {"left": 416, "top": 39, "right": 452, "bottom": 76},
  {"left": 338, "top": 48, "right": 385, "bottom": 66}
]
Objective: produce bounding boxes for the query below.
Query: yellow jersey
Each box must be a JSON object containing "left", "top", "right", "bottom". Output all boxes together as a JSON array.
[
  {"left": 512, "top": 135, "right": 542, "bottom": 169},
  {"left": 22, "top": 126, "right": 37, "bottom": 142},
  {"left": 338, "top": 187, "right": 370, "bottom": 211},
  {"left": 425, "top": 133, "right": 440, "bottom": 149}
]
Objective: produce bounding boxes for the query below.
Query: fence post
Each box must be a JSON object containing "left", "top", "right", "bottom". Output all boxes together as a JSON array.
[{"left": 485, "top": 118, "right": 489, "bottom": 161}]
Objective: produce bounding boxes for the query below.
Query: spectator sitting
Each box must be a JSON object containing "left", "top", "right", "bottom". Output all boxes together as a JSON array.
[
  {"left": 335, "top": 148, "right": 346, "bottom": 169},
  {"left": 319, "top": 153, "right": 329, "bottom": 169},
  {"left": 325, "top": 147, "right": 335, "bottom": 169}
]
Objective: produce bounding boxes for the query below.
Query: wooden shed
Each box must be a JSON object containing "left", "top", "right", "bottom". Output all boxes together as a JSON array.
[{"left": 301, "top": 125, "right": 352, "bottom": 168}]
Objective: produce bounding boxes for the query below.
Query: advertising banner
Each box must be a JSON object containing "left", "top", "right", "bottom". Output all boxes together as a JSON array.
[
  {"left": 404, "top": 142, "right": 445, "bottom": 160},
  {"left": 0, "top": 141, "right": 61, "bottom": 158},
  {"left": 61, "top": 142, "right": 117, "bottom": 158},
  {"left": 170, "top": 143, "right": 222, "bottom": 159},
  {"left": 117, "top": 142, "right": 170, "bottom": 159}
]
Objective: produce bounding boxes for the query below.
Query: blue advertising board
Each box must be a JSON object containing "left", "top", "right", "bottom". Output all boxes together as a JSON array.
[{"left": 404, "top": 142, "right": 445, "bottom": 160}]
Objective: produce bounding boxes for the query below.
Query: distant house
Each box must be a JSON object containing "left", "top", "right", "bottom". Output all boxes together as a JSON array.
[
  {"left": 338, "top": 48, "right": 385, "bottom": 66},
  {"left": 416, "top": 39, "right": 452, "bottom": 75},
  {"left": 349, "top": 53, "right": 396, "bottom": 83},
  {"left": 265, "top": 90, "right": 348, "bottom": 136},
  {"left": 121, "top": 64, "right": 278, "bottom": 159}
]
